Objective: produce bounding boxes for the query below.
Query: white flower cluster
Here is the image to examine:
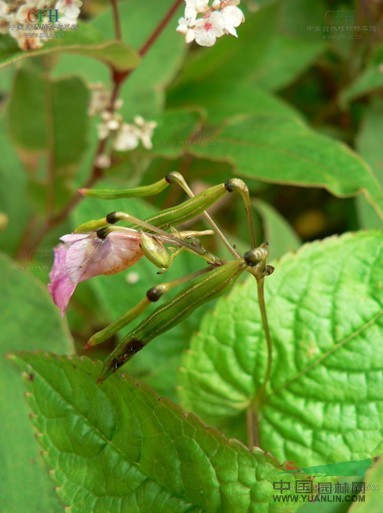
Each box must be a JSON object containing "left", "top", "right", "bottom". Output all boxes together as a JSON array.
[
  {"left": 88, "top": 84, "right": 157, "bottom": 168},
  {"left": 0, "top": 0, "right": 82, "bottom": 51},
  {"left": 177, "top": 0, "right": 244, "bottom": 47}
]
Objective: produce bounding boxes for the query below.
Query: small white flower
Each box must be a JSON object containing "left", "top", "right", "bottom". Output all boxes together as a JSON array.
[
  {"left": 221, "top": 5, "right": 244, "bottom": 36},
  {"left": 113, "top": 124, "right": 140, "bottom": 152},
  {"left": 194, "top": 11, "right": 225, "bottom": 47},
  {"left": 185, "top": 0, "right": 209, "bottom": 19},
  {"left": 176, "top": 16, "right": 196, "bottom": 42},
  {"left": 88, "top": 83, "right": 111, "bottom": 116},
  {"left": 55, "top": 0, "right": 82, "bottom": 20},
  {"left": 95, "top": 154, "right": 111, "bottom": 169},
  {"left": 134, "top": 116, "right": 157, "bottom": 150}
]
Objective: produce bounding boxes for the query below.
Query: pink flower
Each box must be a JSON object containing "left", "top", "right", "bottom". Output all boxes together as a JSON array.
[{"left": 48, "top": 230, "right": 143, "bottom": 316}]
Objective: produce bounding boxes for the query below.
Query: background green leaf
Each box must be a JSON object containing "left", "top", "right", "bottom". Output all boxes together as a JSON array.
[
  {"left": 0, "top": 24, "right": 140, "bottom": 71},
  {"left": 0, "top": 254, "right": 74, "bottom": 513},
  {"left": 179, "top": 231, "right": 383, "bottom": 466},
  {"left": 189, "top": 115, "right": 383, "bottom": 220}
]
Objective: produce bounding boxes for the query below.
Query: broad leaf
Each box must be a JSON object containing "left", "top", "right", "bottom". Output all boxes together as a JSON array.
[
  {"left": 250, "top": 33, "right": 325, "bottom": 91},
  {"left": 189, "top": 115, "right": 383, "bottom": 221},
  {"left": 6, "top": 66, "right": 90, "bottom": 209},
  {"left": 168, "top": 81, "right": 301, "bottom": 124},
  {"left": 0, "top": 24, "right": 140, "bottom": 71},
  {"left": 179, "top": 231, "right": 383, "bottom": 466},
  {"left": 11, "top": 352, "right": 300, "bottom": 513},
  {"left": 0, "top": 254, "right": 74, "bottom": 513}
]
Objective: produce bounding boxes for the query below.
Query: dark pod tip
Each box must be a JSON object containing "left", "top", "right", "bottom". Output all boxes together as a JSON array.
[
  {"left": 146, "top": 286, "right": 163, "bottom": 302},
  {"left": 106, "top": 212, "right": 119, "bottom": 224},
  {"left": 96, "top": 227, "right": 109, "bottom": 239}
]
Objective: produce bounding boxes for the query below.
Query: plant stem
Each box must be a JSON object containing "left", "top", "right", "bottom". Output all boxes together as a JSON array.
[
  {"left": 18, "top": 0, "right": 183, "bottom": 257},
  {"left": 257, "top": 277, "right": 273, "bottom": 400},
  {"left": 138, "top": 0, "right": 183, "bottom": 58},
  {"left": 110, "top": 0, "right": 122, "bottom": 40}
]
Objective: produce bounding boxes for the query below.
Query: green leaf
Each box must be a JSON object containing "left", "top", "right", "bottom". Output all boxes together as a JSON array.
[
  {"left": 0, "top": 24, "right": 140, "bottom": 71},
  {"left": 350, "top": 456, "right": 383, "bottom": 512},
  {"left": 0, "top": 253, "right": 74, "bottom": 513},
  {"left": 11, "top": 352, "right": 301, "bottom": 513},
  {"left": 254, "top": 199, "right": 301, "bottom": 259},
  {"left": 151, "top": 109, "right": 202, "bottom": 158},
  {"left": 168, "top": 81, "right": 301, "bottom": 124},
  {"left": 189, "top": 115, "right": 383, "bottom": 221},
  {"left": 340, "top": 46, "right": 383, "bottom": 107},
  {"left": 250, "top": 33, "right": 325, "bottom": 91},
  {"left": 356, "top": 98, "right": 383, "bottom": 229},
  {"left": 179, "top": 231, "right": 383, "bottom": 467},
  {"left": 0, "top": 119, "right": 30, "bottom": 255},
  {"left": 7, "top": 67, "right": 89, "bottom": 161},
  {"left": 6, "top": 66, "right": 90, "bottom": 208}
]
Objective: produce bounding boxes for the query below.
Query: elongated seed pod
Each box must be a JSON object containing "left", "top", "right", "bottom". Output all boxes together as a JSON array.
[{"left": 98, "top": 259, "right": 246, "bottom": 382}]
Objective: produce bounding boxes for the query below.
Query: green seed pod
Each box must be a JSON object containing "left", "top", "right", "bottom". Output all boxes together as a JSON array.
[
  {"left": 140, "top": 232, "right": 171, "bottom": 269},
  {"left": 98, "top": 259, "right": 246, "bottom": 381}
]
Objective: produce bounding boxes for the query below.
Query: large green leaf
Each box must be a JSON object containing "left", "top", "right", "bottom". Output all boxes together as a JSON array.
[
  {"left": 249, "top": 33, "right": 325, "bottom": 91},
  {"left": 7, "top": 67, "right": 89, "bottom": 161},
  {"left": 0, "top": 254, "right": 74, "bottom": 513},
  {"left": 189, "top": 115, "right": 383, "bottom": 220},
  {"left": 356, "top": 98, "right": 383, "bottom": 229},
  {"left": 179, "top": 231, "right": 383, "bottom": 466},
  {"left": 11, "top": 352, "right": 301, "bottom": 513},
  {"left": 350, "top": 456, "right": 383, "bottom": 512},
  {"left": 167, "top": 81, "right": 301, "bottom": 124},
  {"left": 6, "top": 66, "right": 90, "bottom": 209},
  {"left": 0, "top": 24, "right": 140, "bottom": 71}
]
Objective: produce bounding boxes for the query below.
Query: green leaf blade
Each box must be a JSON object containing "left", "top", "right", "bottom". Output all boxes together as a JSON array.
[
  {"left": 12, "top": 353, "right": 301, "bottom": 513},
  {"left": 0, "top": 254, "right": 74, "bottom": 513},
  {"left": 190, "top": 116, "right": 383, "bottom": 220},
  {"left": 0, "top": 24, "right": 140, "bottom": 71},
  {"left": 179, "top": 231, "right": 383, "bottom": 467}
]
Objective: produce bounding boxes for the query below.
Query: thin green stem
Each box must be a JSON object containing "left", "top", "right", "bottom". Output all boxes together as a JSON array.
[{"left": 256, "top": 277, "right": 273, "bottom": 399}]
